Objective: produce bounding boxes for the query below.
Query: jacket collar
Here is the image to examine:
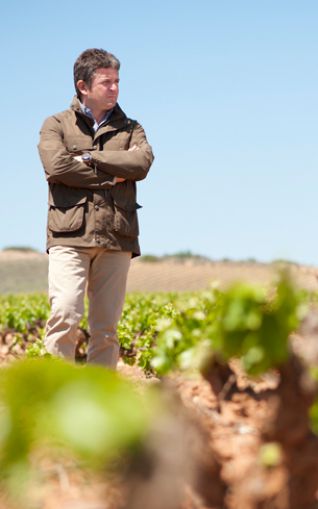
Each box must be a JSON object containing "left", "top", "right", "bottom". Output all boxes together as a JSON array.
[{"left": 70, "top": 96, "right": 128, "bottom": 135}]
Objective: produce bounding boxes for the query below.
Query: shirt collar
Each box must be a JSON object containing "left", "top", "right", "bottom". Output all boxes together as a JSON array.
[{"left": 79, "top": 102, "right": 114, "bottom": 131}]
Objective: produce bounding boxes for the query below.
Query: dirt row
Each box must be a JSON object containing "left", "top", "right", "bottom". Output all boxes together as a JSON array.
[{"left": 1, "top": 348, "right": 318, "bottom": 509}]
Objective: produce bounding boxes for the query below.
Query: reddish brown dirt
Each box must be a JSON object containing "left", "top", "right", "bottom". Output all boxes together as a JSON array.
[
  {"left": 1, "top": 256, "right": 318, "bottom": 507},
  {"left": 1, "top": 358, "right": 317, "bottom": 509}
]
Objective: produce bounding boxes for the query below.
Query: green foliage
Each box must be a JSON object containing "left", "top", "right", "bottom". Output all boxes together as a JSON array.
[
  {"left": 0, "top": 294, "right": 49, "bottom": 333},
  {"left": 308, "top": 368, "right": 318, "bottom": 434},
  {"left": 163, "top": 250, "right": 211, "bottom": 262},
  {"left": 215, "top": 273, "right": 301, "bottom": 374},
  {"left": 118, "top": 293, "right": 177, "bottom": 370},
  {"left": 151, "top": 288, "right": 222, "bottom": 373},
  {"left": 139, "top": 251, "right": 212, "bottom": 262},
  {"left": 309, "top": 398, "right": 318, "bottom": 434},
  {"left": 0, "top": 273, "right": 304, "bottom": 377},
  {"left": 0, "top": 294, "right": 48, "bottom": 357},
  {"left": 0, "top": 358, "right": 155, "bottom": 488},
  {"left": 2, "top": 246, "right": 39, "bottom": 252},
  {"left": 258, "top": 442, "right": 282, "bottom": 468},
  {"left": 2, "top": 274, "right": 318, "bottom": 497},
  {"left": 25, "top": 338, "right": 48, "bottom": 358},
  {"left": 139, "top": 254, "right": 161, "bottom": 262},
  {"left": 151, "top": 272, "right": 302, "bottom": 376}
]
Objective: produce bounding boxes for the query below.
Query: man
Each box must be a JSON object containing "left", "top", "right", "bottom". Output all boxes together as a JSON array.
[{"left": 38, "top": 48, "right": 154, "bottom": 368}]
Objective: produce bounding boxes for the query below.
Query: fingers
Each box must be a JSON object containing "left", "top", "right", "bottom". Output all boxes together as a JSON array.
[
  {"left": 114, "top": 177, "right": 126, "bottom": 184},
  {"left": 128, "top": 144, "right": 140, "bottom": 152}
]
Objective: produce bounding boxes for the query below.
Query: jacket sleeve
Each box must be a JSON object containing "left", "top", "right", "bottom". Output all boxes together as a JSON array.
[
  {"left": 91, "top": 123, "right": 154, "bottom": 181},
  {"left": 38, "top": 116, "right": 115, "bottom": 189}
]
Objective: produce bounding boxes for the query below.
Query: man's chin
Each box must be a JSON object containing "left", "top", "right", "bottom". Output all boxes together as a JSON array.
[{"left": 105, "top": 100, "right": 117, "bottom": 109}]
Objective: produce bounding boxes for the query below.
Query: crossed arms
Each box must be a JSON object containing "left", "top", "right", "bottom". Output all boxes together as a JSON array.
[{"left": 38, "top": 115, "right": 154, "bottom": 190}]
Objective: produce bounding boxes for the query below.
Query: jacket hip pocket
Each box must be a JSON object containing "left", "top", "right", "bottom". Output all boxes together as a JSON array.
[
  {"left": 48, "top": 196, "right": 87, "bottom": 233},
  {"left": 113, "top": 200, "right": 142, "bottom": 238}
]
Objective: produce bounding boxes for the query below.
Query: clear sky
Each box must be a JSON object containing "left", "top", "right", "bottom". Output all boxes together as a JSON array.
[{"left": 1, "top": 1, "right": 317, "bottom": 264}]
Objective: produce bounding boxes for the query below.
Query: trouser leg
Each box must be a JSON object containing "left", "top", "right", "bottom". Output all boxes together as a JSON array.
[
  {"left": 45, "top": 246, "right": 89, "bottom": 360},
  {"left": 86, "top": 251, "right": 131, "bottom": 368}
]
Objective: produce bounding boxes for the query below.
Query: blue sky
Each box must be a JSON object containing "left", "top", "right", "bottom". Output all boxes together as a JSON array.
[{"left": 1, "top": 1, "right": 317, "bottom": 264}]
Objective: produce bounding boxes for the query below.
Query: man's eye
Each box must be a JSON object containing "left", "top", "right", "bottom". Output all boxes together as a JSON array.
[{"left": 100, "top": 80, "right": 119, "bottom": 87}]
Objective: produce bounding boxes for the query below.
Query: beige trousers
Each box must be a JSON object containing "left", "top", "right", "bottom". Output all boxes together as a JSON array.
[{"left": 45, "top": 246, "right": 131, "bottom": 368}]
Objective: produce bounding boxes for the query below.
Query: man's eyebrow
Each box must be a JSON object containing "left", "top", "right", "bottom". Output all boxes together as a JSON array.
[{"left": 96, "top": 76, "right": 120, "bottom": 82}]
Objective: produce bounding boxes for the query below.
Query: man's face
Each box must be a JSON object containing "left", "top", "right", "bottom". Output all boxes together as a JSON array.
[{"left": 78, "top": 67, "right": 119, "bottom": 111}]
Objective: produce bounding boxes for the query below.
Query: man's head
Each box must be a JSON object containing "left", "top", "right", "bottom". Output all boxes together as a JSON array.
[
  {"left": 74, "top": 49, "right": 120, "bottom": 115},
  {"left": 74, "top": 48, "right": 120, "bottom": 98}
]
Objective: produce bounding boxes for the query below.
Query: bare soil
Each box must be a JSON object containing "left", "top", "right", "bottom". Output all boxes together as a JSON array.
[
  {"left": 1, "top": 252, "right": 318, "bottom": 507},
  {"left": 128, "top": 258, "right": 318, "bottom": 293},
  {"left": 1, "top": 249, "right": 318, "bottom": 293},
  {"left": 2, "top": 357, "right": 318, "bottom": 509}
]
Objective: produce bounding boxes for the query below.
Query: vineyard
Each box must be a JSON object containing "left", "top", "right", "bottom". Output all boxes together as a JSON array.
[{"left": 1, "top": 271, "right": 318, "bottom": 508}]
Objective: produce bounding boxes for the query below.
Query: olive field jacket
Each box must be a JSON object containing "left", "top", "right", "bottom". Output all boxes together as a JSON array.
[{"left": 38, "top": 97, "right": 154, "bottom": 257}]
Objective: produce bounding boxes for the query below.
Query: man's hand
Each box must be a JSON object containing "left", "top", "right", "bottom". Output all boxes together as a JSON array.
[
  {"left": 74, "top": 145, "right": 141, "bottom": 184},
  {"left": 73, "top": 154, "right": 124, "bottom": 184},
  {"left": 128, "top": 144, "right": 140, "bottom": 152},
  {"left": 114, "top": 145, "right": 140, "bottom": 184}
]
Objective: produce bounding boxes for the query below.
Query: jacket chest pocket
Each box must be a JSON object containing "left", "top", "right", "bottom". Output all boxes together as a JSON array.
[
  {"left": 99, "top": 131, "right": 131, "bottom": 151},
  {"left": 48, "top": 196, "right": 87, "bottom": 233},
  {"left": 65, "top": 135, "right": 94, "bottom": 153},
  {"left": 112, "top": 199, "right": 142, "bottom": 238}
]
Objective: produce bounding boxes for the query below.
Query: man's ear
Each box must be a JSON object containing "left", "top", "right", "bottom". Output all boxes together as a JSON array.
[{"left": 76, "top": 80, "right": 89, "bottom": 97}]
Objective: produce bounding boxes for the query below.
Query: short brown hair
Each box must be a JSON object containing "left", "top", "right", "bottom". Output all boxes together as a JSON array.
[{"left": 73, "top": 48, "right": 120, "bottom": 99}]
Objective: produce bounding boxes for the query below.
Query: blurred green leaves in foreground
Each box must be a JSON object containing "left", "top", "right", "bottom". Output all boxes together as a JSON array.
[
  {"left": 2, "top": 270, "right": 318, "bottom": 500},
  {"left": 0, "top": 358, "right": 157, "bottom": 495}
]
